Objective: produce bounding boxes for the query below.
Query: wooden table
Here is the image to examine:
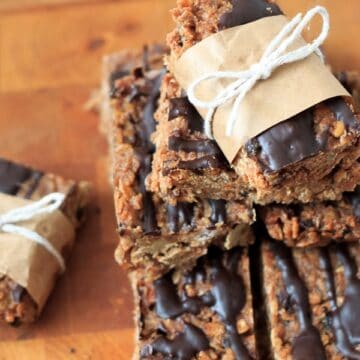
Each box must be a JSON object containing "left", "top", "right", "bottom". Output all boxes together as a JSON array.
[{"left": 0, "top": 1, "right": 358, "bottom": 359}]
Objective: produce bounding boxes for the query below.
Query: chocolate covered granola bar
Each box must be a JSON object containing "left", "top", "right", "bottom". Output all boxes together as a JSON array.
[
  {"left": 261, "top": 240, "right": 360, "bottom": 359},
  {"left": 0, "top": 158, "right": 89, "bottom": 325},
  {"left": 260, "top": 71, "right": 360, "bottom": 247},
  {"left": 131, "top": 245, "right": 257, "bottom": 359},
  {"left": 148, "top": 0, "right": 360, "bottom": 205},
  {"left": 106, "top": 49, "right": 255, "bottom": 280}
]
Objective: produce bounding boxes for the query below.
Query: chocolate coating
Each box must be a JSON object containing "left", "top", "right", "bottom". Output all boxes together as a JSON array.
[
  {"left": 0, "top": 159, "right": 42, "bottom": 196},
  {"left": 248, "top": 109, "right": 327, "bottom": 172},
  {"left": 219, "top": 0, "right": 282, "bottom": 30},
  {"left": 270, "top": 242, "right": 326, "bottom": 360}
]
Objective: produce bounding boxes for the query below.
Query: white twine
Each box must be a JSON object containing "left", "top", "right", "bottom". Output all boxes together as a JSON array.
[
  {"left": 0, "top": 193, "right": 66, "bottom": 272},
  {"left": 187, "top": 6, "right": 330, "bottom": 139}
]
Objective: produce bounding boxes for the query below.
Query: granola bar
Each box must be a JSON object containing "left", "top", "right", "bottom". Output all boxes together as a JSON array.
[
  {"left": 131, "top": 245, "right": 257, "bottom": 359},
  {"left": 105, "top": 49, "right": 255, "bottom": 280},
  {"left": 261, "top": 240, "right": 360, "bottom": 359},
  {"left": 0, "top": 158, "right": 89, "bottom": 325},
  {"left": 147, "top": 0, "right": 360, "bottom": 205}
]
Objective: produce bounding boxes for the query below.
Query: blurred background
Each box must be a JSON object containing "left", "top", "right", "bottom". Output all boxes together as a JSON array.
[{"left": 0, "top": 0, "right": 358, "bottom": 359}]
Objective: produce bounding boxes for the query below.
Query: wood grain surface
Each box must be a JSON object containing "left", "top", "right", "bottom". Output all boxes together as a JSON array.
[{"left": 0, "top": 0, "right": 358, "bottom": 359}]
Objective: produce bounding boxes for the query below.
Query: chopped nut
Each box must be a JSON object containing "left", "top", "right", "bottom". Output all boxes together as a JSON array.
[
  {"left": 236, "top": 318, "right": 249, "bottom": 334},
  {"left": 331, "top": 121, "right": 345, "bottom": 138}
]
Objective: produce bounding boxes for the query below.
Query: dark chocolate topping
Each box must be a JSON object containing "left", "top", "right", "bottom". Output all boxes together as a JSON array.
[
  {"left": 166, "top": 202, "right": 195, "bottom": 233},
  {"left": 219, "top": 0, "right": 282, "bottom": 30},
  {"left": 177, "top": 155, "right": 228, "bottom": 172},
  {"left": 168, "top": 97, "right": 231, "bottom": 170},
  {"left": 0, "top": 159, "right": 42, "bottom": 196},
  {"left": 326, "top": 97, "right": 359, "bottom": 130},
  {"left": 206, "top": 248, "right": 251, "bottom": 359},
  {"left": 154, "top": 272, "right": 212, "bottom": 319},
  {"left": 145, "top": 324, "right": 209, "bottom": 359},
  {"left": 137, "top": 154, "right": 159, "bottom": 235},
  {"left": 319, "top": 246, "right": 360, "bottom": 359},
  {"left": 247, "top": 108, "right": 327, "bottom": 172},
  {"left": 169, "top": 135, "right": 223, "bottom": 157},
  {"left": 133, "top": 68, "right": 165, "bottom": 234},
  {"left": 270, "top": 242, "right": 326, "bottom": 360},
  {"left": 152, "top": 248, "right": 251, "bottom": 359},
  {"left": 169, "top": 97, "right": 204, "bottom": 133},
  {"left": 209, "top": 199, "right": 227, "bottom": 224}
]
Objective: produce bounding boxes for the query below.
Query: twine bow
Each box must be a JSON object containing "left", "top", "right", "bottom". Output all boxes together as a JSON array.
[
  {"left": 0, "top": 193, "right": 66, "bottom": 272},
  {"left": 187, "top": 6, "right": 330, "bottom": 139}
]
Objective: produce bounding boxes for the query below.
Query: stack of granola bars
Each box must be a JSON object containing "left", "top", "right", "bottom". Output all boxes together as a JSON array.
[{"left": 100, "top": 1, "right": 360, "bottom": 358}]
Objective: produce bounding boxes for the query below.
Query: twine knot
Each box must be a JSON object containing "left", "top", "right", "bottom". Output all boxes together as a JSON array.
[{"left": 187, "top": 6, "right": 330, "bottom": 139}]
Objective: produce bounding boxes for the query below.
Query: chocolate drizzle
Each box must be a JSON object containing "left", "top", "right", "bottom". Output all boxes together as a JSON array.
[
  {"left": 169, "top": 135, "right": 222, "bottom": 156},
  {"left": 144, "top": 324, "right": 209, "bottom": 359},
  {"left": 319, "top": 246, "right": 360, "bottom": 359},
  {"left": 168, "top": 97, "right": 230, "bottom": 171},
  {"left": 150, "top": 248, "right": 252, "bottom": 359},
  {"left": 270, "top": 242, "right": 326, "bottom": 360},
  {"left": 0, "top": 159, "right": 42, "bottom": 197},
  {"left": 168, "top": 97, "right": 204, "bottom": 133},
  {"left": 137, "top": 154, "right": 159, "bottom": 235},
  {"left": 166, "top": 203, "right": 195, "bottom": 233},
  {"left": 219, "top": 0, "right": 282, "bottom": 30},
  {"left": 209, "top": 199, "right": 227, "bottom": 224},
  {"left": 154, "top": 272, "right": 212, "bottom": 319},
  {"left": 132, "top": 68, "right": 165, "bottom": 234}
]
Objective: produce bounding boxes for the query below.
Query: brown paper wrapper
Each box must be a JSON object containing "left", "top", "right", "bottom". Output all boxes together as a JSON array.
[
  {"left": 170, "top": 15, "right": 350, "bottom": 163},
  {"left": 0, "top": 193, "right": 75, "bottom": 312}
]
